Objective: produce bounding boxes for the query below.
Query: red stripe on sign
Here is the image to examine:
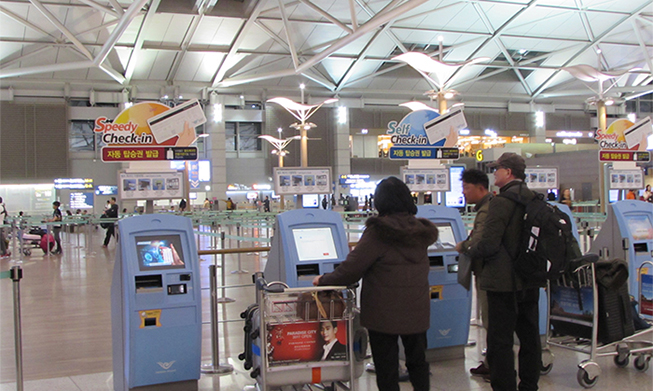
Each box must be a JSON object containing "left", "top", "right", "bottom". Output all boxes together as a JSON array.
[{"left": 312, "top": 367, "right": 321, "bottom": 383}]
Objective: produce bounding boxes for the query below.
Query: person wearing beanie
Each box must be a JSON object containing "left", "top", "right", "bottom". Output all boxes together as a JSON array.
[{"left": 313, "top": 176, "right": 438, "bottom": 391}]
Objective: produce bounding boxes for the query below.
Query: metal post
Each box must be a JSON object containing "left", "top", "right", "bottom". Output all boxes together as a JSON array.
[
  {"left": 201, "top": 264, "right": 234, "bottom": 374},
  {"left": 217, "top": 232, "right": 235, "bottom": 303},
  {"left": 11, "top": 266, "right": 24, "bottom": 391},
  {"left": 232, "top": 223, "right": 248, "bottom": 274}
]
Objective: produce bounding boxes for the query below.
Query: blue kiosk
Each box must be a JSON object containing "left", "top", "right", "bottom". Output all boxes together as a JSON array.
[
  {"left": 264, "top": 208, "right": 350, "bottom": 288},
  {"left": 590, "top": 200, "right": 653, "bottom": 297},
  {"left": 111, "top": 214, "right": 201, "bottom": 391},
  {"left": 416, "top": 205, "right": 471, "bottom": 360}
]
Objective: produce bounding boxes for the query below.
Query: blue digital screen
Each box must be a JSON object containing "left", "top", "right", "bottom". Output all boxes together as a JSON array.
[
  {"left": 135, "top": 235, "right": 186, "bottom": 271},
  {"left": 70, "top": 192, "right": 94, "bottom": 209},
  {"left": 95, "top": 185, "right": 118, "bottom": 195}
]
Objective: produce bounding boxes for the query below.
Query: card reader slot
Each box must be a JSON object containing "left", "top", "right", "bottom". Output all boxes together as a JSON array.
[
  {"left": 296, "top": 263, "right": 320, "bottom": 277},
  {"left": 633, "top": 243, "right": 649, "bottom": 253},
  {"left": 429, "top": 255, "right": 444, "bottom": 267},
  {"left": 135, "top": 275, "right": 163, "bottom": 291}
]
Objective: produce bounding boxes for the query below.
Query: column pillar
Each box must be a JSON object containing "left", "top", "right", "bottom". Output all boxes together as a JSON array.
[
  {"left": 334, "top": 106, "right": 351, "bottom": 201},
  {"left": 207, "top": 95, "right": 227, "bottom": 210},
  {"left": 526, "top": 111, "right": 546, "bottom": 143}
]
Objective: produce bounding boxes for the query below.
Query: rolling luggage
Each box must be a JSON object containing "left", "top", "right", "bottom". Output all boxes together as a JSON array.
[
  {"left": 40, "top": 233, "right": 55, "bottom": 253},
  {"left": 238, "top": 303, "right": 259, "bottom": 371}
]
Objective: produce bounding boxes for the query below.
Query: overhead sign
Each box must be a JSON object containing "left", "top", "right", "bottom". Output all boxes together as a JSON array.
[
  {"left": 102, "top": 146, "right": 198, "bottom": 162},
  {"left": 524, "top": 167, "right": 558, "bottom": 190},
  {"left": 69, "top": 192, "right": 94, "bottom": 209},
  {"left": 95, "top": 185, "right": 118, "bottom": 195},
  {"left": 386, "top": 108, "right": 463, "bottom": 160},
  {"left": 595, "top": 117, "right": 651, "bottom": 158},
  {"left": 54, "top": 178, "right": 93, "bottom": 190},
  {"left": 339, "top": 174, "right": 370, "bottom": 185},
  {"left": 401, "top": 168, "right": 450, "bottom": 192},
  {"left": 97, "top": 101, "right": 205, "bottom": 162},
  {"left": 608, "top": 169, "right": 644, "bottom": 190},
  {"left": 273, "top": 167, "right": 332, "bottom": 195},
  {"left": 599, "top": 150, "right": 651, "bottom": 162}
]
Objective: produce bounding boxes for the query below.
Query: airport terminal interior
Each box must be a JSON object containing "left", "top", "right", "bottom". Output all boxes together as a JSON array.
[{"left": 1, "top": 0, "right": 653, "bottom": 390}]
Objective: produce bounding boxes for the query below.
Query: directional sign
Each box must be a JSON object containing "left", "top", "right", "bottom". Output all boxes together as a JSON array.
[
  {"left": 102, "top": 146, "right": 198, "bottom": 162},
  {"left": 389, "top": 147, "right": 459, "bottom": 160},
  {"left": 599, "top": 150, "right": 650, "bottom": 162}
]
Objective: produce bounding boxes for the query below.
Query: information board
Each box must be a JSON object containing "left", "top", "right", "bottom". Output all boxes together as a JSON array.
[
  {"left": 400, "top": 167, "right": 450, "bottom": 192},
  {"left": 119, "top": 172, "right": 184, "bottom": 200},
  {"left": 273, "top": 167, "right": 331, "bottom": 195},
  {"left": 524, "top": 167, "right": 558, "bottom": 190},
  {"left": 608, "top": 169, "right": 644, "bottom": 190}
]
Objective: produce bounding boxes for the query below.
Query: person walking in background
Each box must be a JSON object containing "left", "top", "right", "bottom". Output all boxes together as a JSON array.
[
  {"left": 179, "top": 198, "right": 187, "bottom": 212},
  {"left": 203, "top": 198, "right": 211, "bottom": 209},
  {"left": 465, "top": 153, "right": 541, "bottom": 391},
  {"left": 626, "top": 189, "right": 637, "bottom": 200},
  {"left": 455, "top": 169, "right": 493, "bottom": 378},
  {"left": 644, "top": 185, "right": 652, "bottom": 203},
  {"left": 50, "top": 201, "right": 63, "bottom": 255},
  {"left": 560, "top": 188, "right": 573, "bottom": 209},
  {"left": 0, "top": 197, "right": 9, "bottom": 257},
  {"left": 322, "top": 195, "right": 328, "bottom": 210},
  {"left": 102, "top": 197, "right": 118, "bottom": 248},
  {"left": 313, "top": 177, "right": 438, "bottom": 391},
  {"left": 263, "top": 196, "right": 271, "bottom": 212}
]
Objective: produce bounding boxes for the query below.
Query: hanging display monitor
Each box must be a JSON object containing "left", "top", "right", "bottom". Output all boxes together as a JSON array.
[{"left": 445, "top": 166, "right": 466, "bottom": 208}]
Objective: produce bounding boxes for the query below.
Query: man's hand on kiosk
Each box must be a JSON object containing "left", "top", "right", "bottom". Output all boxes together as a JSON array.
[
  {"left": 312, "top": 275, "right": 322, "bottom": 286},
  {"left": 455, "top": 241, "right": 464, "bottom": 254}
]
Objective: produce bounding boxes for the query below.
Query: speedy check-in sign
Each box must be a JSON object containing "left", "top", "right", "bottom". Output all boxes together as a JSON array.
[{"left": 97, "top": 101, "right": 204, "bottom": 162}]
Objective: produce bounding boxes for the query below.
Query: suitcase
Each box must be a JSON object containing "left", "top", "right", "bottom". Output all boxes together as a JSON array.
[
  {"left": 596, "top": 282, "right": 634, "bottom": 344},
  {"left": 238, "top": 303, "right": 259, "bottom": 371},
  {"left": 40, "top": 233, "right": 55, "bottom": 252}
]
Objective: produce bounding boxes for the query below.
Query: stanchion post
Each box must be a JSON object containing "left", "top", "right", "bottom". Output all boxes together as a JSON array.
[
  {"left": 232, "top": 223, "right": 248, "bottom": 274},
  {"left": 217, "top": 232, "right": 235, "bottom": 303},
  {"left": 201, "top": 264, "right": 234, "bottom": 374},
  {"left": 11, "top": 266, "right": 24, "bottom": 391}
]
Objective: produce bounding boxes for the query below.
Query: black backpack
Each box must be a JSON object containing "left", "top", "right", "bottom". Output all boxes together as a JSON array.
[
  {"left": 499, "top": 191, "right": 582, "bottom": 287},
  {"left": 100, "top": 213, "right": 110, "bottom": 229}
]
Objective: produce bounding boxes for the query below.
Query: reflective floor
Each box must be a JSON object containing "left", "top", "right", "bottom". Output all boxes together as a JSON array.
[{"left": 1, "top": 226, "right": 651, "bottom": 390}]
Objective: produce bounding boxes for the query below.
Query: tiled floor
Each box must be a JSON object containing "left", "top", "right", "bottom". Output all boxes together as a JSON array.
[{"left": 1, "top": 226, "right": 652, "bottom": 390}]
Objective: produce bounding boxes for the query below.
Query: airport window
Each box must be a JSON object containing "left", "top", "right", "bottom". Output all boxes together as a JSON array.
[
  {"left": 70, "top": 120, "right": 103, "bottom": 151},
  {"left": 225, "top": 122, "right": 261, "bottom": 152}
]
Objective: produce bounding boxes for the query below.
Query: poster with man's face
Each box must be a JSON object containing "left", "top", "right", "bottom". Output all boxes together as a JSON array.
[{"left": 266, "top": 320, "right": 347, "bottom": 365}]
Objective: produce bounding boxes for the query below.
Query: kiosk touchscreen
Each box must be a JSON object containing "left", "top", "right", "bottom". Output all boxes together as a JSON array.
[
  {"left": 416, "top": 205, "right": 470, "bottom": 360},
  {"left": 111, "top": 214, "right": 201, "bottom": 391},
  {"left": 264, "top": 209, "right": 349, "bottom": 288},
  {"left": 590, "top": 200, "right": 653, "bottom": 297}
]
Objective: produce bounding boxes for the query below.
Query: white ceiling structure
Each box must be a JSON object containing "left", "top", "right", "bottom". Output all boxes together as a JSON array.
[{"left": 0, "top": 0, "right": 652, "bottom": 108}]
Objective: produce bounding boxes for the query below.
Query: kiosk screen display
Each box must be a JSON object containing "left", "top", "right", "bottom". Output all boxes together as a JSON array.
[
  {"left": 428, "top": 223, "right": 457, "bottom": 251},
  {"left": 292, "top": 227, "right": 338, "bottom": 261},
  {"left": 135, "top": 235, "right": 186, "bottom": 271},
  {"left": 625, "top": 215, "right": 653, "bottom": 241}
]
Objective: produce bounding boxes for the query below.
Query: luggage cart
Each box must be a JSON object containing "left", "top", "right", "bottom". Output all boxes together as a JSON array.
[
  {"left": 242, "top": 272, "right": 366, "bottom": 391},
  {"left": 542, "top": 256, "right": 653, "bottom": 388}
]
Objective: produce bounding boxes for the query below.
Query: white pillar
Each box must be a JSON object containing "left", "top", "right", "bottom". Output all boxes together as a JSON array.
[
  {"left": 334, "top": 107, "right": 351, "bottom": 200},
  {"left": 207, "top": 96, "right": 227, "bottom": 209}
]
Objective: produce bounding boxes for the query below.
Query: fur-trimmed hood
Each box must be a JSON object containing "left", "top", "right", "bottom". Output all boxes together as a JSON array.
[{"left": 365, "top": 212, "right": 438, "bottom": 248}]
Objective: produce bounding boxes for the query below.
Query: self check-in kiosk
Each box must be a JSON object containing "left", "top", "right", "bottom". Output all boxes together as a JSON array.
[
  {"left": 416, "top": 205, "right": 471, "bottom": 360},
  {"left": 590, "top": 200, "right": 653, "bottom": 296},
  {"left": 264, "top": 209, "right": 350, "bottom": 288},
  {"left": 111, "top": 214, "right": 201, "bottom": 391}
]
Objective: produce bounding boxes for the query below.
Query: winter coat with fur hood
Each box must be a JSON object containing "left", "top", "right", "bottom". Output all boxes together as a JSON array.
[{"left": 318, "top": 212, "right": 438, "bottom": 335}]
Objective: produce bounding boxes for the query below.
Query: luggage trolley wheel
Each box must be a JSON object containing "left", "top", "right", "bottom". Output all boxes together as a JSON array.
[
  {"left": 540, "top": 349, "right": 554, "bottom": 375},
  {"left": 577, "top": 361, "right": 600, "bottom": 389},
  {"left": 613, "top": 354, "right": 629, "bottom": 368},
  {"left": 633, "top": 355, "right": 650, "bottom": 372}
]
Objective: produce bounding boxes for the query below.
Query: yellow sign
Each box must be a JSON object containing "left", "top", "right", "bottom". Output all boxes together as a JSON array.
[
  {"left": 139, "top": 309, "right": 162, "bottom": 328},
  {"left": 430, "top": 285, "right": 443, "bottom": 300},
  {"left": 475, "top": 150, "right": 483, "bottom": 161}
]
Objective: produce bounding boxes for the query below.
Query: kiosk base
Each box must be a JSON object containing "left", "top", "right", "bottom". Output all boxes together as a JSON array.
[
  {"left": 128, "top": 380, "right": 198, "bottom": 391},
  {"left": 425, "top": 345, "right": 465, "bottom": 362}
]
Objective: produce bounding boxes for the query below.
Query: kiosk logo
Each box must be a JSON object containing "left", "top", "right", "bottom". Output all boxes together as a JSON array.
[
  {"left": 157, "top": 361, "right": 176, "bottom": 370},
  {"left": 439, "top": 329, "right": 451, "bottom": 337}
]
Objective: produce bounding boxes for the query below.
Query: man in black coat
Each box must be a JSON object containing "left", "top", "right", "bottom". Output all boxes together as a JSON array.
[
  {"left": 318, "top": 321, "right": 347, "bottom": 361},
  {"left": 102, "top": 197, "right": 119, "bottom": 248}
]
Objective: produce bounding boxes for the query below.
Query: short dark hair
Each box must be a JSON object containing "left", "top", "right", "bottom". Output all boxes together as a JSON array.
[
  {"left": 374, "top": 176, "right": 417, "bottom": 216},
  {"left": 111, "top": 197, "right": 116, "bottom": 202},
  {"left": 461, "top": 169, "right": 489, "bottom": 189},
  {"left": 53, "top": 201, "right": 60, "bottom": 207}
]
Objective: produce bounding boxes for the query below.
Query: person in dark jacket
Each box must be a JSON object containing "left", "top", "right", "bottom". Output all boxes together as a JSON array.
[
  {"left": 465, "top": 153, "right": 540, "bottom": 391},
  {"left": 318, "top": 320, "right": 347, "bottom": 361},
  {"left": 313, "top": 176, "right": 438, "bottom": 391},
  {"left": 102, "top": 197, "right": 119, "bottom": 248}
]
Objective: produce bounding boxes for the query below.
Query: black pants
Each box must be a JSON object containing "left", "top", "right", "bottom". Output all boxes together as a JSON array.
[
  {"left": 486, "top": 289, "right": 541, "bottom": 391},
  {"left": 53, "top": 227, "right": 62, "bottom": 252},
  {"left": 103, "top": 225, "right": 114, "bottom": 246},
  {"left": 368, "top": 329, "right": 429, "bottom": 391}
]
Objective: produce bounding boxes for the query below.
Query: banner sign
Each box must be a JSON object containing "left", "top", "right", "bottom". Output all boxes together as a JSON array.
[
  {"left": 595, "top": 117, "right": 652, "bottom": 162},
  {"left": 401, "top": 168, "right": 450, "bottom": 192},
  {"left": 102, "top": 146, "right": 198, "bottom": 162},
  {"left": 274, "top": 167, "right": 332, "bottom": 195},
  {"left": 69, "top": 192, "right": 94, "bottom": 209},
  {"left": 387, "top": 108, "right": 463, "bottom": 160},
  {"left": 524, "top": 167, "right": 558, "bottom": 190},
  {"left": 119, "top": 172, "right": 184, "bottom": 200},
  {"left": 54, "top": 178, "right": 93, "bottom": 190},
  {"left": 97, "top": 100, "right": 205, "bottom": 162},
  {"left": 608, "top": 169, "right": 644, "bottom": 190}
]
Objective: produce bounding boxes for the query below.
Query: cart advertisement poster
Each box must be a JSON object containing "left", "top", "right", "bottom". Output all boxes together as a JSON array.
[
  {"left": 641, "top": 274, "right": 653, "bottom": 317},
  {"left": 550, "top": 286, "right": 594, "bottom": 325},
  {"left": 267, "top": 320, "right": 347, "bottom": 366}
]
